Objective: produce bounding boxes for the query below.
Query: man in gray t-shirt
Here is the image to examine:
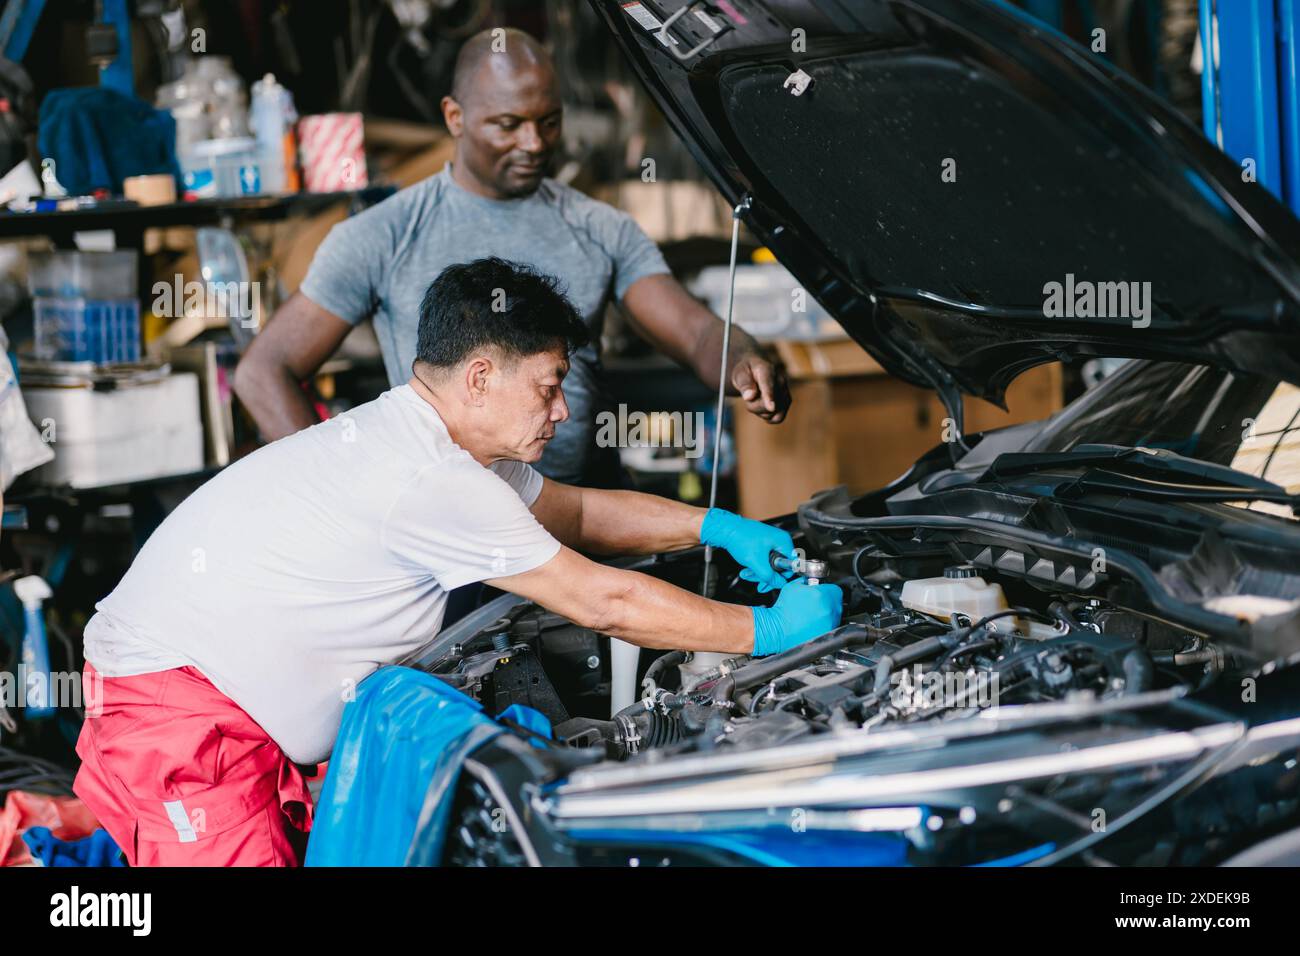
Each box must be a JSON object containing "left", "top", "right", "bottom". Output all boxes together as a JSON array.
[
  {"left": 295, "top": 164, "right": 666, "bottom": 485},
  {"left": 235, "top": 27, "right": 789, "bottom": 487}
]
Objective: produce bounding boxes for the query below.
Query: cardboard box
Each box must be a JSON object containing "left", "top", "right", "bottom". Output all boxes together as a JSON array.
[
  {"left": 732, "top": 338, "right": 1063, "bottom": 519},
  {"left": 594, "top": 180, "right": 734, "bottom": 243}
]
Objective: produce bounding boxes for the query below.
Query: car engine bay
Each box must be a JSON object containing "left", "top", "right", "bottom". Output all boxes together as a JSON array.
[{"left": 414, "top": 508, "right": 1261, "bottom": 767}]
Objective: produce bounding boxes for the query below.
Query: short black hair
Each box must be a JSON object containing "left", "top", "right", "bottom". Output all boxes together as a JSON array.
[{"left": 415, "top": 257, "right": 589, "bottom": 374}]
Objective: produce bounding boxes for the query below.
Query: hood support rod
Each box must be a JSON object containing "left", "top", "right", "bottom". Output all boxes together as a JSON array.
[{"left": 703, "top": 195, "right": 751, "bottom": 595}]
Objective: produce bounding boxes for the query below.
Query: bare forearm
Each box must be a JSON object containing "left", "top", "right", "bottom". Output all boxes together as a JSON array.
[
  {"left": 233, "top": 292, "right": 352, "bottom": 443},
  {"left": 584, "top": 568, "right": 753, "bottom": 653},
  {"left": 578, "top": 488, "right": 705, "bottom": 556},
  {"left": 622, "top": 274, "right": 788, "bottom": 423},
  {"left": 691, "top": 318, "right": 761, "bottom": 392},
  {"left": 490, "top": 549, "right": 754, "bottom": 655},
  {"left": 623, "top": 274, "right": 759, "bottom": 391},
  {"left": 233, "top": 361, "right": 320, "bottom": 442}
]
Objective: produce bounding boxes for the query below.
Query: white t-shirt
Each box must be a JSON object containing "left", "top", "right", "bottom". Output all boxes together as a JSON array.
[{"left": 83, "top": 385, "right": 561, "bottom": 764}]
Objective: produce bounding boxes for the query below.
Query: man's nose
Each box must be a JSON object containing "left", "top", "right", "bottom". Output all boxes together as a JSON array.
[
  {"left": 516, "top": 122, "right": 544, "bottom": 154},
  {"left": 552, "top": 390, "right": 570, "bottom": 423}
]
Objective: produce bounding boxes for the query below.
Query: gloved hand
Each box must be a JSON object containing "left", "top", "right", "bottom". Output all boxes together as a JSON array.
[
  {"left": 751, "top": 581, "right": 844, "bottom": 656},
  {"left": 699, "top": 508, "right": 795, "bottom": 593}
]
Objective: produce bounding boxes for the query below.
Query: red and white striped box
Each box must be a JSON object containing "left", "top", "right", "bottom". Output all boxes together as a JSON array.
[{"left": 297, "top": 112, "right": 368, "bottom": 193}]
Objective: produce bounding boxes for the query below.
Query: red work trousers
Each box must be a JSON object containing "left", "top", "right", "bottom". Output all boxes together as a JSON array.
[{"left": 73, "top": 660, "right": 313, "bottom": 866}]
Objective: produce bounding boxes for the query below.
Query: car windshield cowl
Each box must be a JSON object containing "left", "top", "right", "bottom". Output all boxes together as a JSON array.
[
  {"left": 1054, "top": 470, "right": 1299, "bottom": 514},
  {"left": 980, "top": 445, "right": 1291, "bottom": 495},
  {"left": 1012, "top": 361, "right": 1300, "bottom": 522}
]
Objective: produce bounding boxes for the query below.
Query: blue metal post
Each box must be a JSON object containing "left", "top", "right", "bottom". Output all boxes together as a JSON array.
[
  {"left": 99, "top": 0, "right": 134, "bottom": 96},
  {"left": 1200, "top": 0, "right": 1283, "bottom": 198},
  {"left": 1199, "top": 0, "right": 1218, "bottom": 145},
  {"left": 0, "top": 0, "right": 48, "bottom": 62},
  {"left": 1278, "top": 0, "right": 1300, "bottom": 213}
]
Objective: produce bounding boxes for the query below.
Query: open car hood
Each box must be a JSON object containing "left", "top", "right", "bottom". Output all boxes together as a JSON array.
[{"left": 589, "top": 0, "right": 1300, "bottom": 409}]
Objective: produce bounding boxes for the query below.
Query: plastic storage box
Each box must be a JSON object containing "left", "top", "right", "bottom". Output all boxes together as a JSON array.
[
  {"left": 688, "top": 262, "right": 842, "bottom": 341},
  {"left": 22, "top": 372, "right": 204, "bottom": 489},
  {"left": 181, "top": 137, "right": 261, "bottom": 198},
  {"left": 27, "top": 251, "right": 141, "bottom": 364}
]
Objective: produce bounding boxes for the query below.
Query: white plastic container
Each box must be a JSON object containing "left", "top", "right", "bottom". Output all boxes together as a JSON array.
[
  {"left": 23, "top": 373, "right": 204, "bottom": 489},
  {"left": 27, "top": 250, "right": 137, "bottom": 300},
  {"left": 182, "top": 138, "right": 261, "bottom": 199},
  {"left": 900, "top": 567, "right": 1016, "bottom": 630},
  {"left": 610, "top": 638, "right": 639, "bottom": 716},
  {"left": 688, "top": 262, "right": 841, "bottom": 341}
]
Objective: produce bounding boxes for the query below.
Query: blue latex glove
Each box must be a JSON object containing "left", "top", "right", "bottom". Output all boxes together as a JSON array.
[
  {"left": 699, "top": 508, "right": 796, "bottom": 593},
  {"left": 751, "top": 581, "right": 844, "bottom": 656}
]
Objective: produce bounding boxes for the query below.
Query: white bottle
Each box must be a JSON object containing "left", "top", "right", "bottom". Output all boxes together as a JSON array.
[{"left": 250, "top": 74, "right": 292, "bottom": 194}]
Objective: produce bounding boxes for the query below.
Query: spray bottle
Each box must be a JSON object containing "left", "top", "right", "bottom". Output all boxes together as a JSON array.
[{"left": 14, "top": 576, "right": 55, "bottom": 720}]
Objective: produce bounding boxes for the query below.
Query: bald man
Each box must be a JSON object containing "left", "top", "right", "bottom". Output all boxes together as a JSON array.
[{"left": 234, "top": 27, "right": 790, "bottom": 489}]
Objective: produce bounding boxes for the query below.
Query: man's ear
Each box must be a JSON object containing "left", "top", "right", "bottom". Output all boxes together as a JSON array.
[
  {"left": 464, "top": 354, "right": 493, "bottom": 406},
  {"left": 441, "top": 96, "right": 464, "bottom": 137}
]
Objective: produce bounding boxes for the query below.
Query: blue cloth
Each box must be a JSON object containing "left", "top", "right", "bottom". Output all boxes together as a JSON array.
[
  {"left": 22, "top": 827, "right": 125, "bottom": 867},
  {"left": 305, "top": 666, "right": 551, "bottom": 867},
  {"left": 38, "top": 87, "right": 179, "bottom": 195}
]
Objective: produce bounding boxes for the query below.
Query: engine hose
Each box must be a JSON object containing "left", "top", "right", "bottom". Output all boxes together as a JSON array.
[
  {"left": 711, "top": 624, "right": 874, "bottom": 703},
  {"left": 937, "top": 637, "right": 999, "bottom": 669},
  {"left": 1121, "top": 647, "right": 1155, "bottom": 695},
  {"left": 852, "top": 546, "right": 900, "bottom": 610},
  {"left": 613, "top": 691, "right": 686, "bottom": 722},
  {"left": 852, "top": 626, "right": 1017, "bottom": 714},
  {"left": 697, "top": 707, "right": 731, "bottom": 750},
  {"left": 614, "top": 709, "right": 683, "bottom": 755},
  {"left": 1049, "top": 600, "right": 1085, "bottom": 630},
  {"left": 639, "top": 710, "right": 683, "bottom": 749},
  {"left": 749, "top": 682, "right": 777, "bottom": 713},
  {"left": 644, "top": 650, "right": 687, "bottom": 688},
  {"left": 873, "top": 636, "right": 948, "bottom": 697},
  {"left": 1151, "top": 646, "right": 1220, "bottom": 667}
]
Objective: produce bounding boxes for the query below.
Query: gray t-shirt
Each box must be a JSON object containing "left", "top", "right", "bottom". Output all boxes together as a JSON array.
[{"left": 300, "top": 164, "right": 670, "bottom": 486}]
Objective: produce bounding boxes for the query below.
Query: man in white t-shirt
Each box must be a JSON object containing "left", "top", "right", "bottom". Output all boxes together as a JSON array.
[{"left": 71, "top": 257, "right": 842, "bottom": 867}]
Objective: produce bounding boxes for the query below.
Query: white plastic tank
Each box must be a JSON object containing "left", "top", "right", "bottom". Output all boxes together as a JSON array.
[
  {"left": 609, "top": 638, "right": 640, "bottom": 716},
  {"left": 900, "top": 566, "right": 1017, "bottom": 630}
]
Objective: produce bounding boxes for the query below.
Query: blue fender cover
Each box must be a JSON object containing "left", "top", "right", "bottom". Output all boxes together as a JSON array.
[{"left": 305, "top": 666, "right": 550, "bottom": 867}]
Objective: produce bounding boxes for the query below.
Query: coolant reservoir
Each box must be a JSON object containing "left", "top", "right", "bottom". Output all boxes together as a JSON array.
[{"left": 900, "top": 566, "right": 1015, "bottom": 629}]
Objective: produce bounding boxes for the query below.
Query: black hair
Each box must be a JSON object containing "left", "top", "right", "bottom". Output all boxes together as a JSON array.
[{"left": 415, "top": 257, "right": 589, "bottom": 374}]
